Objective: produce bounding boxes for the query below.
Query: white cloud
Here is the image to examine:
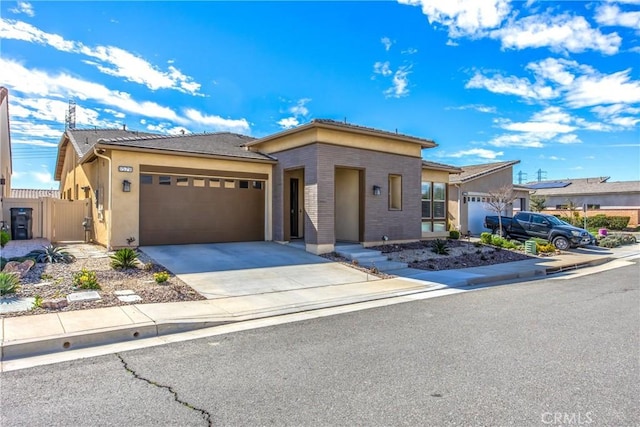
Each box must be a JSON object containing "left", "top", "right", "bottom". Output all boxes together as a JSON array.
[
  {"left": 488, "top": 133, "right": 545, "bottom": 148},
  {"left": 557, "top": 134, "right": 581, "bottom": 144},
  {"left": 466, "top": 72, "right": 557, "bottom": 100},
  {"left": 566, "top": 68, "right": 640, "bottom": 108},
  {"left": 373, "top": 61, "right": 392, "bottom": 77},
  {"left": 2, "top": 58, "right": 248, "bottom": 133},
  {"left": 493, "top": 13, "right": 622, "bottom": 55},
  {"left": 595, "top": 4, "right": 640, "bottom": 29},
  {"left": 9, "top": 1, "right": 34, "bottom": 17},
  {"left": 12, "top": 139, "right": 59, "bottom": 148},
  {"left": 401, "top": 47, "right": 418, "bottom": 55},
  {"left": 446, "top": 39, "right": 459, "bottom": 46},
  {"left": 0, "top": 18, "right": 201, "bottom": 95},
  {"left": 447, "top": 148, "right": 504, "bottom": 159},
  {"left": 32, "top": 170, "right": 54, "bottom": 185},
  {"left": 384, "top": 65, "right": 412, "bottom": 98},
  {"left": 398, "top": 0, "right": 511, "bottom": 37},
  {"left": 447, "top": 104, "right": 496, "bottom": 113},
  {"left": 277, "top": 117, "right": 299, "bottom": 129},
  {"left": 277, "top": 98, "right": 311, "bottom": 129},
  {"left": 381, "top": 36, "right": 393, "bottom": 51}
]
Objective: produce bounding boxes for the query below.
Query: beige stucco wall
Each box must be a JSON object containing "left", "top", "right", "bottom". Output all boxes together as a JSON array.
[
  {"left": 252, "top": 127, "right": 423, "bottom": 158},
  {"left": 107, "top": 150, "right": 273, "bottom": 248}
]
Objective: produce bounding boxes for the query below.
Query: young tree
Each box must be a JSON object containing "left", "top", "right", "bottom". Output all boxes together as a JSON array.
[
  {"left": 529, "top": 195, "right": 546, "bottom": 212},
  {"left": 485, "top": 184, "right": 518, "bottom": 236}
]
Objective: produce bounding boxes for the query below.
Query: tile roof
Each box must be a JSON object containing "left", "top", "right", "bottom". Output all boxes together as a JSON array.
[
  {"left": 67, "top": 128, "right": 158, "bottom": 158},
  {"left": 96, "top": 132, "right": 274, "bottom": 161},
  {"left": 246, "top": 118, "right": 437, "bottom": 149},
  {"left": 449, "top": 160, "right": 520, "bottom": 184},
  {"left": 10, "top": 188, "right": 60, "bottom": 199},
  {"left": 421, "top": 160, "right": 463, "bottom": 173},
  {"left": 529, "top": 178, "right": 640, "bottom": 196}
]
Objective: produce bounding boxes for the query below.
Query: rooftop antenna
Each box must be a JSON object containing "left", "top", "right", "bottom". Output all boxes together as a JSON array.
[
  {"left": 65, "top": 100, "right": 76, "bottom": 130},
  {"left": 343, "top": 117, "right": 347, "bottom": 124},
  {"left": 536, "top": 168, "right": 547, "bottom": 182},
  {"left": 517, "top": 170, "right": 528, "bottom": 184}
]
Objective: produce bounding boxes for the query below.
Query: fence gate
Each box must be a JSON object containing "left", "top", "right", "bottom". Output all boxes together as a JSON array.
[{"left": 52, "top": 199, "right": 89, "bottom": 242}]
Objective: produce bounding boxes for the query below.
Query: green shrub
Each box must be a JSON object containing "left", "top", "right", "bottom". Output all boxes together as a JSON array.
[
  {"left": 431, "top": 239, "right": 450, "bottom": 255},
  {"left": 480, "top": 232, "right": 492, "bottom": 244},
  {"left": 586, "top": 214, "right": 608, "bottom": 229},
  {"left": 619, "top": 234, "right": 638, "bottom": 245},
  {"left": 154, "top": 271, "right": 170, "bottom": 283},
  {"left": 0, "top": 272, "right": 20, "bottom": 295},
  {"left": 537, "top": 243, "right": 556, "bottom": 253},
  {"left": 503, "top": 240, "right": 521, "bottom": 250},
  {"left": 530, "top": 237, "right": 549, "bottom": 245},
  {"left": 449, "top": 230, "right": 460, "bottom": 240},
  {"left": 607, "top": 216, "right": 630, "bottom": 230},
  {"left": 33, "top": 294, "right": 43, "bottom": 308},
  {"left": 26, "top": 245, "right": 75, "bottom": 264},
  {"left": 72, "top": 268, "right": 100, "bottom": 290},
  {"left": 598, "top": 236, "right": 621, "bottom": 248},
  {"left": 491, "top": 235, "right": 506, "bottom": 247},
  {"left": 110, "top": 248, "right": 139, "bottom": 269},
  {"left": 0, "top": 230, "right": 9, "bottom": 248}
]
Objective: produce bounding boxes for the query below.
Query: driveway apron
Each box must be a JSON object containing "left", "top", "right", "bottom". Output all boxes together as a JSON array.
[{"left": 140, "top": 242, "right": 379, "bottom": 299}]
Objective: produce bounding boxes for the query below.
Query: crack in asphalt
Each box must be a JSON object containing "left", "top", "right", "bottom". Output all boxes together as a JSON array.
[{"left": 116, "top": 353, "right": 213, "bottom": 426}]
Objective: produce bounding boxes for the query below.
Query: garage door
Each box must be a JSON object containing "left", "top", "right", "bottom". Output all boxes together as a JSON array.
[
  {"left": 467, "top": 196, "right": 495, "bottom": 235},
  {"left": 139, "top": 171, "right": 266, "bottom": 245}
]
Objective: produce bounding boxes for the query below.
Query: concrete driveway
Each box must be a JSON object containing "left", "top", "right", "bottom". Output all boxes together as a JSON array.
[{"left": 140, "top": 242, "right": 380, "bottom": 299}]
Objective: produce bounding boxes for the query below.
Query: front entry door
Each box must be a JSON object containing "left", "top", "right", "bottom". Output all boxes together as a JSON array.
[{"left": 290, "top": 178, "right": 299, "bottom": 238}]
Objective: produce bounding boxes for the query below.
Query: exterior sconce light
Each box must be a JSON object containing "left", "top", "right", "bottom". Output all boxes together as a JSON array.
[
  {"left": 122, "top": 179, "right": 131, "bottom": 192},
  {"left": 0, "top": 178, "right": 5, "bottom": 186},
  {"left": 373, "top": 185, "right": 381, "bottom": 196}
]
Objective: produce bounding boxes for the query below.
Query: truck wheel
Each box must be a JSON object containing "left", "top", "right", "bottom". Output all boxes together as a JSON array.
[{"left": 552, "top": 236, "right": 570, "bottom": 250}]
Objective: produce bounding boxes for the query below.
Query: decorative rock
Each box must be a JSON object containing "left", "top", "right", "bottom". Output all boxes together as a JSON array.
[
  {"left": 117, "top": 294, "right": 142, "bottom": 303},
  {"left": 41, "top": 298, "right": 68, "bottom": 309},
  {"left": 2, "top": 259, "right": 35, "bottom": 278},
  {"left": 67, "top": 291, "right": 101, "bottom": 302},
  {"left": 114, "top": 290, "right": 135, "bottom": 296}
]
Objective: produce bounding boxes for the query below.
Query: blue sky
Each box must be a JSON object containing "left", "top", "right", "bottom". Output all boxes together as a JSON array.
[{"left": 2, "top": 0, "right": 639, "bottom": 190}]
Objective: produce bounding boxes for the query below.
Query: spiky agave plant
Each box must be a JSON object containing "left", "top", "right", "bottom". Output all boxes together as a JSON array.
[{"left": 26, "top": 245, "right": 75, "bottom": 263}]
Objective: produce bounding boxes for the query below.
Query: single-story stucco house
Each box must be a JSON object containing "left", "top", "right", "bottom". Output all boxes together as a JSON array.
[
  {"left": 54, "top": 119, "right": 464, "bottom": 253},
  {"left": 447, "top": 161, "right": 530, "bottom": 235}
]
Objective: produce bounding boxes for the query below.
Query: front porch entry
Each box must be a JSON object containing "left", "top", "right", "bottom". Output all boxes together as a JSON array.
[
  {"left": 335, "top": 167, "right": 364, "bottom": 243},
  {"left": 284, "top": 168, "right": 305, "bottom": 241}
]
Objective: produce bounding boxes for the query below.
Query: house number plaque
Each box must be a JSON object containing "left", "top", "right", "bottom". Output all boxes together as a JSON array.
[{"left": 118, "top": 166, "right": 133, "bottom": 173}]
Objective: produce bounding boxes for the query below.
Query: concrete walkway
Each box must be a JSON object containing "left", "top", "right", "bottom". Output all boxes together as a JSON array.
[{"left": 1, "top": 242, "right": 638, "bottom": 363}]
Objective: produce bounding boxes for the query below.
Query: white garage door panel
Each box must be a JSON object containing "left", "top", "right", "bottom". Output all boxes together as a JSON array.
[{"left": 467, "top": 200, "right": 495, "bottom": 235}]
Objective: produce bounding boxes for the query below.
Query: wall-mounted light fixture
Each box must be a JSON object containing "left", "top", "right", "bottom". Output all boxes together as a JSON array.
[
  {"left": 0, "top": 178, "right": 5, "bottom": 186},
  {"left": 122, "top": 179, "right": 131, "bottom": 192},
  {"left": 373, "top": 185, "right": 381, "bottom": 196}
]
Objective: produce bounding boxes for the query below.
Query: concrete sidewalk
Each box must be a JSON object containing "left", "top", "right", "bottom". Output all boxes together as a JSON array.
[{"left": 2, "top": 244, "right": 639, "bottom": 362}]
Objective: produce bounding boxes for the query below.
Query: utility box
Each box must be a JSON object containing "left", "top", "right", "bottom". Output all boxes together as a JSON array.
[
  {"left": 10, "top": 207, "right": 33, "bottom": 240},
  {"left": 524, "top": 240, "right": 537, "bottom": 255}
]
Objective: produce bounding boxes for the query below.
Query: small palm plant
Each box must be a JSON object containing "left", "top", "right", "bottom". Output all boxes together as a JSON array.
[
  {"left": 26, "top": 245, "right": 75, "bottom": 263},
  {"left": 0, "top": 272, "right": 20, "bottom": 296},
  {"left": 431, "top": 239, "right": 450, "bottom": 255},
  {"left": 110, "top": 248, "right": 139, "bottom": 269}
]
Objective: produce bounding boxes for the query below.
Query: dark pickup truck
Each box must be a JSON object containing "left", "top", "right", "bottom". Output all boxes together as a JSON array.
[{"left": 484, "top": 211, "right": 593, "bottom": 250}]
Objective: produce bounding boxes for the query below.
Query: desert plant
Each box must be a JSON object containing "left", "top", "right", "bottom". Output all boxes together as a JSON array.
[
  {"left": 0, "top": 272, "right": 20, "bottom": 296},
  {"left": 431, "top": 239, "right": 450, "bottom": 255},
  {"left": 154, "top": 271, "right": 170, "bottom": 283},
  {"left": 110, "top": 248, "right": 139, "bottom": 269},
  {"left": 598, "top": 236, "right": 621, "bottom": 248},
  {"left": 0, "top": 230, "right": 9, "bottom": 248},
  {"left": 618, "top": 234, "right": 637, "bottom": 245},
  {"left": 449, "top": 230, "right": 460, "bottom": 240},
  {"left": 480, "top": 232, "right": 493, "bottom": 244},
  {"left": 491, "top": 235, "right": 506, "bottom": 247},
  {"left": 26, "top": 245, "right": 75, "bottom": 264},
  {"left": 537, "top": 242, "right": 557, "bottom": 253},
  {"left": 607, "top": 216, "right": 630, "bottom": 230},
  {"left": 72, "top": 268, "right": 100, "bottom": 290},
  {"left": 143, "top": 262, "right": 155, "bottom": 271},
  {"left": 33, "top": 294, "right": 43, "bottom": 308},
  {"left": 484, "top": 185, "right": 518, "bottom": 236},
  {"left": 529, "top": 195, "right": 546, "bottom": 212}
]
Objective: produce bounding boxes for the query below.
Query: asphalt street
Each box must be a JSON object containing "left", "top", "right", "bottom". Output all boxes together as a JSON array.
[{"left": 1, "top": 260, "right": 638, "bottom": 426}]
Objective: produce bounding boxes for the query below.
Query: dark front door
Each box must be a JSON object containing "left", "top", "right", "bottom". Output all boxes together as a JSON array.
[{"left": 290, "top": 178, "right": 299, "bottom": 238}]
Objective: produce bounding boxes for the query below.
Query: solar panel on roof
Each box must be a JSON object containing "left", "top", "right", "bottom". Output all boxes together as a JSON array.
[{"left": 527, "top": 181, "right": 571, "bottom": 189}]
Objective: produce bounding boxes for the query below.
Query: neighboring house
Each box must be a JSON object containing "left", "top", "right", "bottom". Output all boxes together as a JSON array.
[
  {"left": 0, "top": 87, "right": 12, "bottom": 225},
  {"left": 10, "top": 189, "right": 61, "bottom": 199},
  {"left": 55, "top": 119, "right": 461, "bottom": 252},
  {"left": 448, "top": 161, "right": 530, "bottom": 235},
  {"left": 526, "top": 177, "right": 640, "bottom": 226}
]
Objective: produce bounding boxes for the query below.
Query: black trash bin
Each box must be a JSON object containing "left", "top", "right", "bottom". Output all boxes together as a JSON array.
[{"left": 10, "top": 207, "right": 33, "bottom": 240}]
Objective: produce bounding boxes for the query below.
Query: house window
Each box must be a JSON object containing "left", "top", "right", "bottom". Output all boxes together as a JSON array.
[
  {"left": 389, "top": 174, "right": 402, "bottom": 210},
  {"left": 224, "top": 179, "right": 235, "bottom": 189},
  {"left": 159, "top": 176, "right": 171, "bottom": 185},
  {"left": 422, "top": 181, "right": 448, "bottom": 232},
  {"left": 209, "top": 178, "right": 221, "bottom": 188},
  {"left": 253, "top": 181, "right": 263, "bottom": 190},
  {"left": 239, "top": 180, "right": 249, "bottom": 189},
  {"left": 586, "top": 204, "right": 600, "bottom": 210},
  {"left": 176, "top": 177, "right": 189, "bottom": 187},
  {"left": 140, "top": 175, "right": 153, "bottom": 185},
  {"left": 193, "top": 178, "right": 205, "bottom": 187}
]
